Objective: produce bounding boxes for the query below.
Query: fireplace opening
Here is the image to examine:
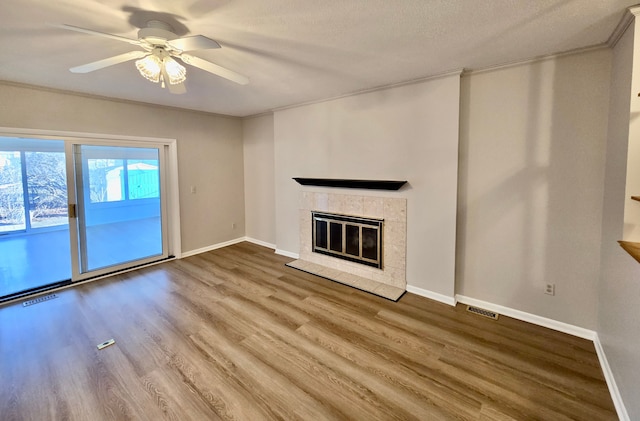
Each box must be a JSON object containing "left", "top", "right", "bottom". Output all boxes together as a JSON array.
[{"left": 312, "top": 211, "right": 383, "bottom": 268}]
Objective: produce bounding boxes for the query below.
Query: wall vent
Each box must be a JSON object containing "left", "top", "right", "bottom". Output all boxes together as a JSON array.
[
  {"left": 466, "top": 305, "right": 499, "bottom": 320},
  {"left": 23, "top": 294, "right": 57, "bottom": 307}
]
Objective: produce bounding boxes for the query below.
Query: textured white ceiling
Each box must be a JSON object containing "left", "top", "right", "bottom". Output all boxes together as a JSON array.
[{"left": 0, "top": 0, "right": 636, "bottom": 117}]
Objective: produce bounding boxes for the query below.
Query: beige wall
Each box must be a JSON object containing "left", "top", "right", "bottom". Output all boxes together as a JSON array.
[
  {"left": 242, "top": 114, "right": 275, "bottom": 245},
  {"left": 624, "top": 16, "right": 640, "bottom": 242},
  {"left": 457, "top": 48, "right": 611, "bottom": 329},
  {"left": 273, "top": 74, "right": 461, "bottom": 298},
  {"left": 599, "top": 21, "right": 640, "bottom": 420},
  {"left": 0, "top": 82, "right": 245, "bottom": 254}
]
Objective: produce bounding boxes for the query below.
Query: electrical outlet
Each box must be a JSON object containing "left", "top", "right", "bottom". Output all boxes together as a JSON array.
[
  {"left": 190, "top": 185, "right": 196, "bottom": 194},
  {"left": 545, "top": 283, "right": 555, "bottom": 296},
  {"left": 232, "top": 222, "right": 237, "bottom": 229}
]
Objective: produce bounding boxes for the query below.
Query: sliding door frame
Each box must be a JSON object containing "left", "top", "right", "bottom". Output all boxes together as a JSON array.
[{"left": 71, "top": 141, "right": 170, "bottom": 280}]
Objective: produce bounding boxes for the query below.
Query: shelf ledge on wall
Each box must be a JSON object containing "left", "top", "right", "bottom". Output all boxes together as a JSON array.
[
  {"left": 618, "top": 240, "right": 640, "bottom": 264},
  {"left": 293, "top": 178, "right": 407, "bottom": 190}
]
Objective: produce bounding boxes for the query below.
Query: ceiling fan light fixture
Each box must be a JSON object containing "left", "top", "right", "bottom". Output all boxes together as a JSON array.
[
  {"left": 56, "top": 22, "right": 248, "bottom": 92},
  {"left": 163, "top": 56, "right": 186, "bottom": 85},
  {"left": 135, "top": 55, "right": 162, "bottom": 83}
]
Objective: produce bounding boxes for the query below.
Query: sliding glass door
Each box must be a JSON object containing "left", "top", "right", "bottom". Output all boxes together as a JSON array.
[
  {"left": 72, "top": 143, "right": 168, "bottom": 279},
  {"left": 0, "top": 138, "right": 71, "bottom": 297},
  {"left": 0, "top": 134, "right": 172, "bottom": 300}
]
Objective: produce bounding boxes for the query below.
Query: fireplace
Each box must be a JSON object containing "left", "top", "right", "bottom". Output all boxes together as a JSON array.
[
  {"left": 312, "top": 211, "right": 383, "bottom": 268},
  {"left": 285, "top": 191, "right": 407, "bottom": 301}
]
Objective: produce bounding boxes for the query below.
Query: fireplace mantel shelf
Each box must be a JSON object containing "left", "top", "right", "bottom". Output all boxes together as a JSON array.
[{"left": 293, "top": 178, "right": 407, "bottom": 190}]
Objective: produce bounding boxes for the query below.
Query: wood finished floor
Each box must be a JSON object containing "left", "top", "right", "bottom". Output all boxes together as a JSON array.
[{"left": 0, "top": 242, "right": 616, "bottom": 420}]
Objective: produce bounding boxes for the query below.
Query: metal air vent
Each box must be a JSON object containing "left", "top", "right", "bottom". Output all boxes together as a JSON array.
[
  {"left": 466, "top": 305, "right": 499, "bottom": 320},
  {"left": 23, "top": 294, "right": 58, "bottom": 307}
]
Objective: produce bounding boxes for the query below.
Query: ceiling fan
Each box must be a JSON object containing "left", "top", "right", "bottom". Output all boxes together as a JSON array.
[{"left": 54, "top": 20, "right": 249, "bottom": 94}]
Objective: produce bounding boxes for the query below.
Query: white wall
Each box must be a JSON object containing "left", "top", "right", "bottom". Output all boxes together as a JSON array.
[
  {"left": 242, "top": 114, "right": 275, "bottom": 245},
  {"left": 0, "top": 82, "right": 245, "bottom": 254},
  {"left": 599, "top": 20, "right": 640, "bottom": 420},
  {"left": 273, "top": 74, "right": 461, "bottom": 298},
  {"left": 457, "top": 48, "right": 611, "bottom": 329}
]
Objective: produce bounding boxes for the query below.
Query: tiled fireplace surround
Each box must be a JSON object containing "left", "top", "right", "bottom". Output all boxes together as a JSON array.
[{"left": 286, "top": 191, "right": 407, "bottom": 300}]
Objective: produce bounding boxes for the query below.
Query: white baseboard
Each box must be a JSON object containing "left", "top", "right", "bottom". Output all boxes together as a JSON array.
[
  {"left": 181, "top": 237, "right": 283, "bottom": 258},
  {"left": 180, "top": 237, "right": 246, "bottom": 258},
  {"left": 275, "top": 249, "right": 299, "bottom": 259},
  {"left": 593, "top": 334, "right": 630, "bottom": 421},
  {"left": 406, "top": 285, "right": 457, "bottom": 306},
  {"left": 455, "top": 295, "right": 596, "bottom": 340},
  {"left": 244, "top": 237, "right": 276, "bottom": 250}
]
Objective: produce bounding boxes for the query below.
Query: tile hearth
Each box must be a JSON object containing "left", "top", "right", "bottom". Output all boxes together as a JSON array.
[{"left": 286, "top": 259, "right": 405, "bottom": 300}]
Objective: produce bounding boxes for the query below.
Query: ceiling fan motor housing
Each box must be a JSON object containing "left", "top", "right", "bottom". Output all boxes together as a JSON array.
[
  {"left": 138, "top": 20, "right": 177, "bottom": 45},
  {"left": 150, "top": 47, "right": 170, "bottom": 59}
]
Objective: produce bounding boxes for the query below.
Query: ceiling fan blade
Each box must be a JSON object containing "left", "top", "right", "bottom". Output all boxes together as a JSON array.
[
  {"left": 52, "top": 23, "right": 141, "bottom": 46},
  {"left": 70, "top": 51, "right": 147, "bottom": 73},
  {"left": 160, "top": 66, "right": 187, "bottom": 95},
  {"left": 180, "top": 54, "right": 249, "bottom": 85},
  {"left": 167, "top": 81, "right": 187, "bottom": 95},
  {"left": 168, "top": 35, "right": 221, "bottom": 52}
]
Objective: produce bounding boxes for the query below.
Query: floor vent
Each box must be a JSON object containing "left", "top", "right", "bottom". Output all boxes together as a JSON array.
[
  {"left": 466, "top": 305, "right": 499, "bottom": 320},
  {"left": 23, "top": 294, "right": 57, "bottom": 307}
]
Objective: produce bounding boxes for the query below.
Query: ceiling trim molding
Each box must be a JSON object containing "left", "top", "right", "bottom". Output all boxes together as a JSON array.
[
  {"left": 0, "top": 126, "right": 177, "bottom": 144},
  {"left": 607, "top": 6, "right": 640, "bottom": 49},
  {"left": 242, "top": 110, "right": 274, "bottom": 120},
  {"left": 268, "top": 68, "right": 464, "bottom": 115},
  {"left": 0, "top": 80, "right": 242, "bottom": 120},
  {"left": 264, "top": 40, "right": 609, "bottom": 118},
  {"left": 462, "top": 44, "right": 609, "bottom": 77}
]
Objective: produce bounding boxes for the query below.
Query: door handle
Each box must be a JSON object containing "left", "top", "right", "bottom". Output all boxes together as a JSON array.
[{"left": 68, "top": 203, "right": 77, "bottom": 219}]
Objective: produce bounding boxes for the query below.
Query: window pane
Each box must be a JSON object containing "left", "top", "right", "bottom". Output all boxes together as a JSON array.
[
  {"left": 127, "top": 159, "right": 159, "bottom": 199},
  {"left": 25, "top": 150, "right": 68, "bottom": 229},
  {"left": 79, "top": 145, "right": 163, "bottom": 272},
  {"left": 87, "top": 158, "right": 124, "bottom": 203},
  {"left": 0, "top": 151, "right": 25, "bottom": 232}
]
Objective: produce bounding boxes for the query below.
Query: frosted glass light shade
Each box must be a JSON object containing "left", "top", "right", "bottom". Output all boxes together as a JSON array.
[
  {"left": 135, "top": 55, "right": 162, "bottom": 83},
  {"left": 163, "top": 57, "right": 186, "bottom": 85}
]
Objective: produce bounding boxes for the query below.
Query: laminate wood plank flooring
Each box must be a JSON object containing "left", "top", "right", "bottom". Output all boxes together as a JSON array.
[{"left": 0, "top": 242, "right": 617, "bottom": 420}]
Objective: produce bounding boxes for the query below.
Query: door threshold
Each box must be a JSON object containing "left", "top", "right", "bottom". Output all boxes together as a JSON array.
[
  {"left": 0, "top": 279, "right": 72, "bottom": 305},
  {"left": 0, "top": 255, "right": 175, "bottom": 308}
]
